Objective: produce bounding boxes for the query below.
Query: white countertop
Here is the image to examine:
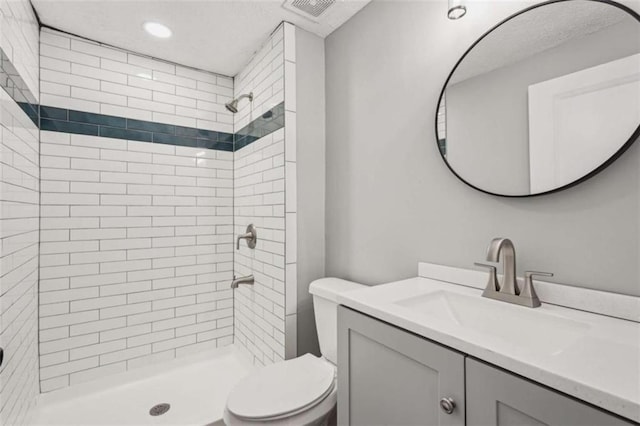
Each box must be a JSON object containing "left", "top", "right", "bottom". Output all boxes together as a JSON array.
[{"left": 337, "top": 277, "right": 640, "bottom": 422}]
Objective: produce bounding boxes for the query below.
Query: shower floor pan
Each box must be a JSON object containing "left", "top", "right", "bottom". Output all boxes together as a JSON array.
[{"left": 31, "top": 345, "right": 253, "bottom": 426}]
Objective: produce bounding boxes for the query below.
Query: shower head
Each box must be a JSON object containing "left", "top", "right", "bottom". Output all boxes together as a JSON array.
[
  {"left": 225, "top": 100, "right": 239, "bottom": 114},
  {"left": 225, "top": 92, "right": 253, "bottom": 113}
]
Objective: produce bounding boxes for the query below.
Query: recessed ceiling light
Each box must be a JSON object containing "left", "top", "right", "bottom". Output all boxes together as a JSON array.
[{"left": 143, "top": 22, "right": 172, "bottom": 38}]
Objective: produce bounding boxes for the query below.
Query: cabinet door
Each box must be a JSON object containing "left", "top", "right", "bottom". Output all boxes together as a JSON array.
[
  {"left": 466, "top": 358, "right": 635, "bottom": 426},
  {"left": 337, "top": 306, "right": 465, "bottom": 426}
]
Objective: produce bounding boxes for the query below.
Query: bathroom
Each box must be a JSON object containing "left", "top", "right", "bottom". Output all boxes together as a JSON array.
[{"left": 0, "top": 0, "right": 638, "bottom": 424}]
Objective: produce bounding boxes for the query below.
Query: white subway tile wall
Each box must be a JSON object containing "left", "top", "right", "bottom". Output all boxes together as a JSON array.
[
  {"left": 0, "top": 1, "right": 40, "bottom": 424},
  {"left": 38, "top": 30, "right": 240, "bottom": 390},
  {"left": 40, "top": 28, "right": 234, "bottom": 133},
  {"left": 0, "top": 0, "right": 39, "bottom": 100},
  {"left": 233, "top": 129, "right": 287, "bottom": 365},
  {"left": 0, "top": 90, "right": 40, "bottom": 426},
  {"left": 234, "top": 25, "right": 285, "bottom": 131},
  {"left": 39, "top": 131, "right": 235, "bottom": 391}
]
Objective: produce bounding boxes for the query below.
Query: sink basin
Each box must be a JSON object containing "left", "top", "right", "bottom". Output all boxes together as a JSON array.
[{"left": 394, "top": 290, "right": 590, "bottom": 355}]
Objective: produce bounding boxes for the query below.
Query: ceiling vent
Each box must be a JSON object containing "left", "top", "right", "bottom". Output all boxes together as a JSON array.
[{"left": 282, "top": 0, "right": 336, "bottom": 21}]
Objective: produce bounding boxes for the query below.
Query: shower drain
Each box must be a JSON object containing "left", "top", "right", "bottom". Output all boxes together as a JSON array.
[{"left": 149, "top": 403, "right": 171, "bottom": 416}]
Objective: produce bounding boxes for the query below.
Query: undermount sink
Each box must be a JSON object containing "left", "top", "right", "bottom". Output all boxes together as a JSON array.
[{"left": 394, "top": 290, "right": 591, "bottom": 355}]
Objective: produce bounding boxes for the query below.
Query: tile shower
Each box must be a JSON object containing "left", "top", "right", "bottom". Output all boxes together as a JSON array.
[
  {"left": 37, "top": 28, "right": 237, "bottom": 392},
  {"left": 1, "top": 0, "right": 301, "bottom": 420}
]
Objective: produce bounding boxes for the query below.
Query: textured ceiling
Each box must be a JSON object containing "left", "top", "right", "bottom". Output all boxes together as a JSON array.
[
  {"left": 31, "top": 0, "right": 370, "bottom": 77},
  {"left": 450, "top": 0, "right": 633, "bottom": 84}
]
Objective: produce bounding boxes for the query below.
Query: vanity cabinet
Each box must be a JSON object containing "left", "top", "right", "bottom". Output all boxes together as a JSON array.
[
  {"left": 338, "top": 306, "right": 635, "bottom": 426},
  {"left": 337, "top": 306, "right": 466, "bottom": 426},
  {"left": 466, "top": 358, "right": 633, "bottom": 426}
]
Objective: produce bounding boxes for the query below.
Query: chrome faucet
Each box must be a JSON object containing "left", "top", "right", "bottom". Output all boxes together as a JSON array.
[
  {"left": 231, "top": 274, "right": 254, "bottom": 289},
  {"left": 475, "top": 238, "right": 552, "bottom": 308},
  {"left": 486, "top": 237, "right": 518, "bottom": 295}
]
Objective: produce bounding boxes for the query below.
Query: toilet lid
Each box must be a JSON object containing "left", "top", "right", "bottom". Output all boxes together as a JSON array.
[{"left": 227, "top": 354, "right": 335, "bottom": 420}]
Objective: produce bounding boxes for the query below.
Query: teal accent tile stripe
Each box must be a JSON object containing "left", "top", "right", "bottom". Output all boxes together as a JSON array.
[
  {"left": 40, "top": 105, "right": 234, "bottom": 151},
  {"left": 235, "top": 102, "right": 284, "bottom": 151},
  {"left": 40, "top": 102, "right": 285, "bottom": 152},
  {"left": 438, "top": 139, "right": 447, "bottom": 157},
  {"left": 2, "top": 43, "right": 284, "bottom": 152}
]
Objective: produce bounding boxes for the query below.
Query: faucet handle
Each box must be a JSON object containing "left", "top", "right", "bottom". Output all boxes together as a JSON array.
[
  {"left": 236, "top": 224, "right": 257, "bottom": 250},
  {"left": 521, "top": 271, "right": 553, "bottom": 308},
  {"left": 523, "top": 271, "right": 553, "bottom": 290},
  {"left": 524, "top": 271, "right": 553, "bottom": 279},
  {"left": 474, "top": 262, "right": 496, "bottom": 270},
  {"left": 474, "top": 262, "right": 499, "bottom": 292}
]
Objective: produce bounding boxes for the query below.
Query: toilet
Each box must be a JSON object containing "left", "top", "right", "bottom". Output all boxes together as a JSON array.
[{"left": 223, "top": 278, "right": 365, "bottom": 426}]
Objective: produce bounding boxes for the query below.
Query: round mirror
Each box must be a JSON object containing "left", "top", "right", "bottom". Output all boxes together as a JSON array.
[{"left": 436, "top": 0, "right": 640, "bottom": 197}]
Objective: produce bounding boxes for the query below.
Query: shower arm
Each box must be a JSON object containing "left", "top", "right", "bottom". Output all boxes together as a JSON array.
[
  {"left": 236, "top": 93, "right": 253, "bottom": 103},
  {"left": 225, "top": 92, "right": 254, "bottom": 113}
]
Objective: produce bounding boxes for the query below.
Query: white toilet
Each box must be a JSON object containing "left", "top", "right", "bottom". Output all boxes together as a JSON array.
[{"left": 223, "top": 278, "right": 365, "bottom": 426}]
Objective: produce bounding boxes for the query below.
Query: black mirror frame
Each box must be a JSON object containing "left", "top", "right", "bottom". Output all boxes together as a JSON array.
[{"left": 435, "top": 0, "right": 640, "bottom": 198}]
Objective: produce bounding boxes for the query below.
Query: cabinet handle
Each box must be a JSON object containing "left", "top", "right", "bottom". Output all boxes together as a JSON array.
[{"left": 439, "top": 397, "right": 456, "bottom": 414}]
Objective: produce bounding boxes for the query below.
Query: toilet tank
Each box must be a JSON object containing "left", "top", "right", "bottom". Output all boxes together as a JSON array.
[{"left": 309, "top": 278, "right": 366, "bottom": 365}]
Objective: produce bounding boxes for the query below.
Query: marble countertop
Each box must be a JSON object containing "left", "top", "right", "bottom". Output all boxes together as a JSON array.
[{"left": 338, "top": 277, "right": 640, "bottom": 422}]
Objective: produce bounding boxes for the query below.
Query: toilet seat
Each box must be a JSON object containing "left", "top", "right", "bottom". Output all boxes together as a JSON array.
[
  {"left": 223, "top": 386, "right": 337, "bottom": 426},
  {"left": 226, "top": 354, "right": 335, "bottom": 422}
]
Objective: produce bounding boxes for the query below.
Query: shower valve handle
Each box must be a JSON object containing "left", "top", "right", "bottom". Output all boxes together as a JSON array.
[{"left": 236, "top": 224, "right": 257, "bottom": 250}]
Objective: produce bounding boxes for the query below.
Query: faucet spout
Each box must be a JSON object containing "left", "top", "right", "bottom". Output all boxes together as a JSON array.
[
  {"left": 231, "top": 274, "right": 254, "bottom": 289},
  {"left": 486, "top": 238, "right": 518, "bottom": 295}
]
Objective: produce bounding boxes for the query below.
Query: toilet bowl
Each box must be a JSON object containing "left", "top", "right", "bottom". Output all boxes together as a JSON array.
[{"left": 223, "top": 278, "right": 365, "bottom": 426}]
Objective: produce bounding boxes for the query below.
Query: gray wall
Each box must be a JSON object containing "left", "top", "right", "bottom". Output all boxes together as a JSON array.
[
  {"left": 296, "top": 28, "right": 325, "bottom": 355},
  {"left": 446, "top": 19, "right": 640, "bottom": 195},
  {"left": 325, "top": 0, "right": 640, "bottom": 296}
]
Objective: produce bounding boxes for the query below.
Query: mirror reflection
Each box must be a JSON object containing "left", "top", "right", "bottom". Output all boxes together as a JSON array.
[{"left": 437, "top": 0, "right": 640, "bottom": 196}]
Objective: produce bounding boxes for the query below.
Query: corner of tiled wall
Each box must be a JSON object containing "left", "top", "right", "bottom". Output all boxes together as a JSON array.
[
  {"left": 0, "top": 0, "right": 41, "bottom": 424},
  {"left": 282, "top": 22, "right": 298, "bottom": 361},
  {"left": 233, "top": 23, "right": 286, "bottom": 133},
  {"left": 232, "top": 22, "right": 295, "bottom": 366},
  {"left": 0, "top": 0, "right": 40, "bottom": 100}
]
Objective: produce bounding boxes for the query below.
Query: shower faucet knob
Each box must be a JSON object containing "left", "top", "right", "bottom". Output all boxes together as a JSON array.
[{"left": 236, "top": 224, "right": 257, "bottom": 250}]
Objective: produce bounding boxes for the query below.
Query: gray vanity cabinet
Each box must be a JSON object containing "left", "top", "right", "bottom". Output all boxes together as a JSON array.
[
  {"left": 337, "top": 306, "right": 466, "bottom": 426},
  {"left": 338, "top": 306, "right": 636, "bottom": 426},
  {"left": 466, "top": 358, "right": 635, "bottom": 426}
]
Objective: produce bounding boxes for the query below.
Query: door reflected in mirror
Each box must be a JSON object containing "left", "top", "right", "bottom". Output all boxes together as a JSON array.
[{"left": 436, "top": 0, "right": 640, "bottom": 197}]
